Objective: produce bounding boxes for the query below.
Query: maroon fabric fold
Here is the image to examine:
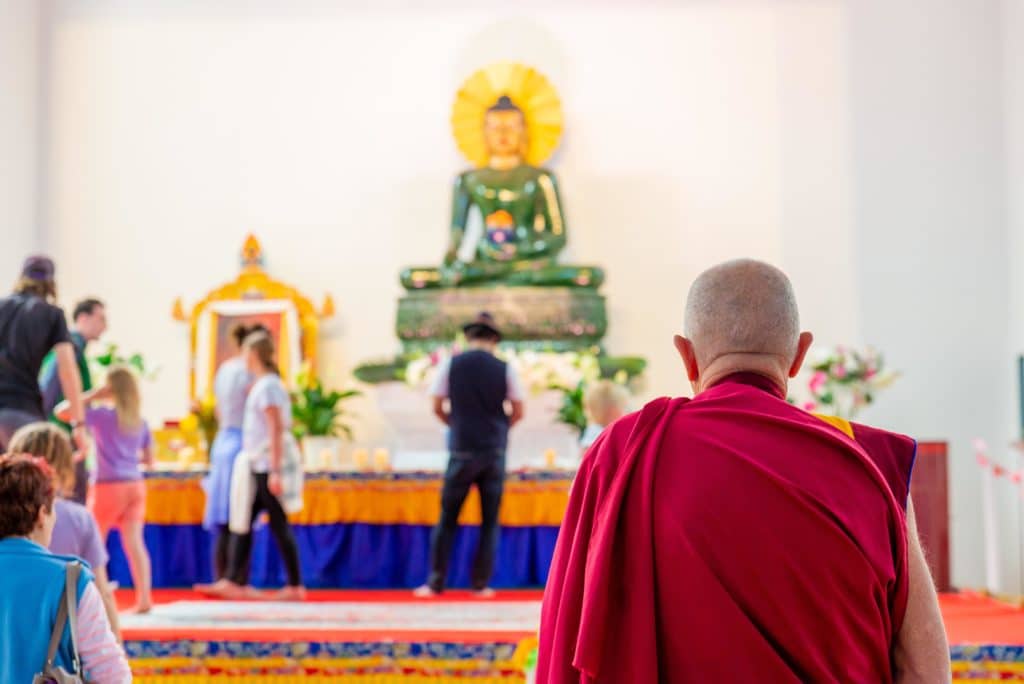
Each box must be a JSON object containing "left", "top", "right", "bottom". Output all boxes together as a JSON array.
[{"left": 537, "top": 376, "right": 910, "bottom": 683}]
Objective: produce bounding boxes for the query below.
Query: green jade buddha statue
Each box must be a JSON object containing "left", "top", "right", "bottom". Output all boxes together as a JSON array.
[{"left": 401, "top": 96, "right": 604, "bottom": 290}]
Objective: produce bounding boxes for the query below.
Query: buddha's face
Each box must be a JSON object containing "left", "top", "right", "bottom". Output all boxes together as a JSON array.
[{"left": 484, "top": 109, "right": 526, "bottom": 159}]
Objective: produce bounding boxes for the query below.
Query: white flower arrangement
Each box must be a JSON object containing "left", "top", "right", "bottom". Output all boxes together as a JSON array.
[{"left": 403, "top": 347, "right": 604, "bottom": 396}]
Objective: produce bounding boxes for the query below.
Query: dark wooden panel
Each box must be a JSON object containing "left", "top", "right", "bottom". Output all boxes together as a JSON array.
[{"left": 910, "top": 441, "right": 951, "bottom": 592}]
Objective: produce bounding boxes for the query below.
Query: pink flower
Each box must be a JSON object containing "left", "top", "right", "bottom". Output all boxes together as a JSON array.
[
  {"left": 809, "top": 371, "right": 827, "bottom": 394},
  {"left": 802, "top": 402, "right": 817, "bottom": 412},
  {"left": 831, "top": 364, "right": 847, "bottom": 379}
]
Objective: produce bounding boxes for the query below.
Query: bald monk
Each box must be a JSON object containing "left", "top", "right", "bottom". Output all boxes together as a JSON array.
[{"left": 537, "top": 259, "right": 950, "bottom": 683}]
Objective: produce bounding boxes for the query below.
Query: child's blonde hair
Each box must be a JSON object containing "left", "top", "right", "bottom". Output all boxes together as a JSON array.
[
  {"left": 107, "top": 365, "right": 143, "bottom": 433},
  {"left": 584, "top": 380, "right": 631, "bottom": 428},
  {"left": 8, "top": 422, "right": 74, "bottom": 495}
]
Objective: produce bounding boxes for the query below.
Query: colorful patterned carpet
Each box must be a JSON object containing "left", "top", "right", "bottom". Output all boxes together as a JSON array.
[
  {"left": 117, "top": 590, "right": 1023, "bottom": 682},
  {"left": 119, "top": 589, "right": 540, "bottom": 681}
]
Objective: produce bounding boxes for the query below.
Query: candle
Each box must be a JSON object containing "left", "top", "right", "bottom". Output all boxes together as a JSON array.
[
  {"left": 544, "top": 449, "right": 557, "bottom": 468},
  {"left": 319, "top": 448, "right": 334, "bottom": 471},
  {"left": 178, "top": 446, "right": 197, "bottom": 470},
  {"left": 373, "top": 448, "right": 391, "bottom": 472},
  {"left": 353, "top": 448, "right": 370, "bottom": 471}
]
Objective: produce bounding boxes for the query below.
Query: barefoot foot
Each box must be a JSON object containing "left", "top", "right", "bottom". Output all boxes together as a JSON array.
[{"left": 269, "top": 586, "right": 306, "bottom": 601}]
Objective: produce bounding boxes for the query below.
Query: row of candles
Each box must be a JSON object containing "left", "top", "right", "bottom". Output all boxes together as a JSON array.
[
  {"left": 309, "top": 447, "right": 563, "bottom": 471},
  {"left": 310, "top": 447, "right": 392, "bottom": 472}
]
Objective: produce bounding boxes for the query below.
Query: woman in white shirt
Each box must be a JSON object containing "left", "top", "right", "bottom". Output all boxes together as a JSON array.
[
  {"left": 198, "top": 324, "right": 259, "bottom": 586},
  {"left": 208, "top": 331, "right": 305, "bottom": 601}
]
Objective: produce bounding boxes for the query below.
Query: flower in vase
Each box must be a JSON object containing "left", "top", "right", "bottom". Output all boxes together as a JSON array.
[{"left": 179, "top": 413, "right": 199, "bottom": 433}]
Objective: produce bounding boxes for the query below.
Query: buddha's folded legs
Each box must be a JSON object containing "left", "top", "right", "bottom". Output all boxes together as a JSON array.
[{"left": 400, "top": 262, "right": 605, "bottom": 290}]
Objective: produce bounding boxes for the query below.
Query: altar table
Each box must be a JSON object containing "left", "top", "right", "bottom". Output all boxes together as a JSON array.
[{"left": 106, "top": 470, "right": 572, "bottom": 589}]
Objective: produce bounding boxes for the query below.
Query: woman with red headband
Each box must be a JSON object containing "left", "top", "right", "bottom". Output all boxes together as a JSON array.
[{"left": 0, "top": 454, "right": 130, "bottom": 682}]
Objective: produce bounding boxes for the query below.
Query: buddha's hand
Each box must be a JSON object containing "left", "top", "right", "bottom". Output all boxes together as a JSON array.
[{"left": 440, "top": 260, "right": 466, "bottom": 287}]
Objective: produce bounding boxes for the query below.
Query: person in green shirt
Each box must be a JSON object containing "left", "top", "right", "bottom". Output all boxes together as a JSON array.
[{"left": 39, "top": 298, "right": 107, "bottom": 504}]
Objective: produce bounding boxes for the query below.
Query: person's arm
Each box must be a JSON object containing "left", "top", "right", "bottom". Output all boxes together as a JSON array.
[
  {"left": 54, "top": 342, "right": 88, "bottom": 450},
  {"left": 433, "top": 396, "right": 449, "bottom": 425},
  {"left": 506, "top": 365, "right": 526, "bottom": 427},
  {"left": 429, "top": 359, "right": 451, "bottom": 426},
  {"left": 75, "top": 582, "right": 131, "bottom": 682},
  {"left": 39, "top": 351, "right": 62, "bottom": 415},
  {"left": 509, "top": 400, "right": 524, "bottom": 427},
  {"left": 265, "top": 404, "right": 284, "bottom": 496},
  {"left": 140, "top": 424, "right": 154, "bottom": 468},
  {"left": 91, "top": 566, "right": 122, "bottom": 643},
  {"left": 80, "top": 514, "right": 119, "bottom": 642},
  {"left": 54, "top": 384, "right": 110, "bottom": 422},
  {"left": 141, "top": 442, "right": 155, "bottom": 469},
  {"left": 893, "top": 500, "right": 951, "bottom": 683}
]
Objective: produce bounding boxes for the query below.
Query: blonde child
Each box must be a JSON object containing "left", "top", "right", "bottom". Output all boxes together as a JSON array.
[
  {"left": 580, "top": 381, "right": 631, "bottom": 452},
  {"left": 58, "top": 365, "right": 154, "bottom": 612},
  {"left": 8, "top": 421, "right": 122, "bottom": 640}
]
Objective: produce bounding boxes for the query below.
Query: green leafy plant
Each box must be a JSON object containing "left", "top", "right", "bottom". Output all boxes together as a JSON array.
[
  {"left": 92, "top": 343, "right": 158, "bottom": 380},
  {"left": 291, "top": 378, "right": 361, "bottom": 440},
  {"left": 553, "top": 381, "right": 588, "bottom": 438}
]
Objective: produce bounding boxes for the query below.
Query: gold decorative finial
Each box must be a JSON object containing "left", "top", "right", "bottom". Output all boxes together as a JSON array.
[
  {"left": 241, "top": 234, "right": 264, "bottom": 270},
  {"left": 171, "top": 297, "right": 186, "bottom": 322},
  {"left": 321, "top": 294, "right": 335, "bottom": 319}
]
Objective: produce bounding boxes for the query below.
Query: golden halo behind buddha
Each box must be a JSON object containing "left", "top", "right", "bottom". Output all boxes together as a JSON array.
[{"left": 451, "top": 62, "right": 564, "bottom": 167}]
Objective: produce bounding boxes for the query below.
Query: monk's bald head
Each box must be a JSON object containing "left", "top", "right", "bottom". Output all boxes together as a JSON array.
[{"left": 683, "top": 259, "right": 801, "bottom": 368}]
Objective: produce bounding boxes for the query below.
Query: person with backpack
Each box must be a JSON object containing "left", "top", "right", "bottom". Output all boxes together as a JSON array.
[{"left": 0, "top": 454, "right": 130, "bottom": 682}]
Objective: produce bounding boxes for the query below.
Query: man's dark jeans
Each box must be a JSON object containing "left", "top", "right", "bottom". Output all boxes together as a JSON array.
[{"left": 427, "top": 449, "right": 505, "bottom": 592}]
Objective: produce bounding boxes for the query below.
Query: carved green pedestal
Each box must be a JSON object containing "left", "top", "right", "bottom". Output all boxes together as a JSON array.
[{"left": 396, "top": 286, "right": 607, "bottom": 354}]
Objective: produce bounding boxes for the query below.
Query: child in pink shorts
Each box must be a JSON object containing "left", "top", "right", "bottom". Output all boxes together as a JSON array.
[{"left": 59, "top": 365, "right": 154, "bottom": 612}]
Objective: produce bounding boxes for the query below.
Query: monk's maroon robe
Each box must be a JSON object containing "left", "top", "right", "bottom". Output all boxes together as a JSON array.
[{"left": 537, "top": 373, "right": 914, "bottom": 683}]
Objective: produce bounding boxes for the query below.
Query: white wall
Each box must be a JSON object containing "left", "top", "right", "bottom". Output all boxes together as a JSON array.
[
  {"left": 34, "top": 0, "right": 1020, "bottom": 589},
  {"left": 846, "top": 0, "right": 1013, "bottom": 593},
  {"left": 1002, "top": 0, "right": 1024, "bottom": 597},
  {"left": 0, "top": 0, "right": 42, "bottom": 274},
  {"left": 42, "top": 2, "right": 854, "bottom": 423}
]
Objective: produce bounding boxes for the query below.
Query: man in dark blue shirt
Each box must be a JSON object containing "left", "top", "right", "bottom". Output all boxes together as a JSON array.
[{"left": 415, "top": 313, "right": 524, "bottom": 597}]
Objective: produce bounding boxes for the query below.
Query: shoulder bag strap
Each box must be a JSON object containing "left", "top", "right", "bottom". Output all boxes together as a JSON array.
[
  {"left": 64, "top": 561, "right": 83, "bottom": 674},
  {"left": 42, "top": 561, "right": 73, "bottom": 670}
]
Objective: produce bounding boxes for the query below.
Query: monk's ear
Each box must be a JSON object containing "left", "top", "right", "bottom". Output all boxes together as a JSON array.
[
  {"left": 673, "top": 335, "right": 700, "bottom": 383},
  {"left": 788, "top": 332, "right": 814, "bottom": 378}
]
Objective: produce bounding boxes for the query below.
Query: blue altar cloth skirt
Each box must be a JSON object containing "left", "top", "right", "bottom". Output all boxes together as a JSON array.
[{"left": 106, "top": 523, "right": 559, "bottom": 589}]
